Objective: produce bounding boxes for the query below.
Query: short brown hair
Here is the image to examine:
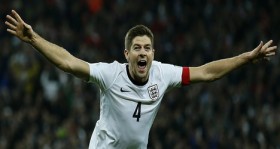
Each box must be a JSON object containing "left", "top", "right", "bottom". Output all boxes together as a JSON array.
[{"left": 125, "top": 25, "right": 154, "bottom": 50}]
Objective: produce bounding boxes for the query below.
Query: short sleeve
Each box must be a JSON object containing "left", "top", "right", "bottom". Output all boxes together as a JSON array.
[
  {"left": 88, "top": 61, "right": 121, "bottom": 90},
  {"left": 157, "top": 61, "right": 190, "bottom": 88}
]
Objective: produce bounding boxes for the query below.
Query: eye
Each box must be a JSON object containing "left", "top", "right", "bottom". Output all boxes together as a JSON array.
[
  {"left": 145, "top": 46, "right": 152, "bottom": 51},
  {"left": 134, "top": 46, "right": 141, "bottom": 51}
]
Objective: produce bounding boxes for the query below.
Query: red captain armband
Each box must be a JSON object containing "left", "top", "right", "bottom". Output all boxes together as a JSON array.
[{"left": 182, "top": 67, "right": 190, "bottom": 86}]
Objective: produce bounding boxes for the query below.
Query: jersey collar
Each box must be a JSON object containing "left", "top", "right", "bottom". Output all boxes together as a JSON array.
[{"left": 126, "top": 65, "right": 148, "bottom": 86}]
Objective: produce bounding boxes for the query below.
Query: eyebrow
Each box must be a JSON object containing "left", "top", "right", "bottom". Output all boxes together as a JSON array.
[{"left": 132, "top": 44, "right": 151, "bottom": 47}]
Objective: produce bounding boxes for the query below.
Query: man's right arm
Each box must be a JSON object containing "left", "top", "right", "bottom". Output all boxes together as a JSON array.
[
  {"left": 5, "top": 10, "right": 90, "bottom": 81},
  {"left": 30, "top": 33, "right": 90, "bottom": 80}
]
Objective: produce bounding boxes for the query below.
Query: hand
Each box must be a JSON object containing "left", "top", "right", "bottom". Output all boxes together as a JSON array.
[
  {"left": 5, "top": 10, "right": 34, "bottom": 43},
  {"left": 249, "top": 40, "right": 277, "bottom": 63}
]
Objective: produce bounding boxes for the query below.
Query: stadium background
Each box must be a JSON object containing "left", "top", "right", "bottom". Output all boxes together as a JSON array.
[{"left": 1, "top": 0, "right": 280, "bottom": 148}]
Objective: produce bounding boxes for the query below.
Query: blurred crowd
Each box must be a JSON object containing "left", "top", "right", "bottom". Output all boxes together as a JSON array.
[{"left": 1, "top": 0, "right": 280, "bottom": 148}]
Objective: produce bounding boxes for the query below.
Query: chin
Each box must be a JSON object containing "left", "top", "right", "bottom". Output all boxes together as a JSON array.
[
  {"left": 137, "top": 73, "right": 148, "bottom": 79},
  {"left": 137, "top": 73, "right": 146, "bottom": 78}
]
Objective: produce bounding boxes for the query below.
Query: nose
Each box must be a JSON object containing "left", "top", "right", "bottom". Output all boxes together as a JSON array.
[
  {"left": 139, "top": 47, "right": 147, "bottom": 57},
  {"left": 139, "top": 52, "right": 147, "bottom": 57}
]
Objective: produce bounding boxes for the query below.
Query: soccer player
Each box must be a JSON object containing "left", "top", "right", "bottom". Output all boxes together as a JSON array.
[{"left": 5, "top": 10, "right": 277, "bottom": 149}]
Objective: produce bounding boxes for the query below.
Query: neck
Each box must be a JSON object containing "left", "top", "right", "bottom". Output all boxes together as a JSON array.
[{"left": 126, "top": 65, "right": 148, "bottom": 86}]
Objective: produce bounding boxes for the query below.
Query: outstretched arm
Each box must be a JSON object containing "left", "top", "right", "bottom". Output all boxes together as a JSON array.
[
  {"left": 189, "top": 40, "right": 277, "bottom": 83},
  {"left": 5, "top": 10, "right": 89, "bottom": 80}
]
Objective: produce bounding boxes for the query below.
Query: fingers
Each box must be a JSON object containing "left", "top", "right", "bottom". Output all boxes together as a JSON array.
[
  {"left": 258, "top": 41, "right": 263, "bottom": 49},
  {"left": 263, "top": 43, "right": 277, "bottom": 55},
  {"left": 11, "top": 10, "right": 24, "bottom": 23},
  {"left": 260, "top": 40, "right": 277, "bottom": 53},
  {"left": 5, "top": 20, "right": 17, "bottom": 30},
  {"left": 5, "top": 14, "right": 18, "bottom": 35},
  {"left": 251, "top": 40, "right": 277, "bottom": 63},
  {"left": 253, "top": 41, "right": 263, "bottom": 53},
  {"left": 265, "top": 47, "right": 276, "bottom": 56},
  {"left": 6, "top": 29, "right": 17, "bottom": 36},
  {"left": 6, "top": 14, "right": 18, "bottom": 26},
  {"left": 266, "top": 46, "right": 277, "bottom": 52},
  {"left": 265, "top": 52, "right": 276, "bottom": 57},
  {"left": 5, "top": 13, "right": 19, "bottom": 36},
  {"left": 262, "top": 40, "right": 273, "bottom": 51},
  {"left": 263, "top": 41, "right": 277, "bottom": 57},
  {"left": 5, "top": 10, "right": 24, "bottom": 27}
]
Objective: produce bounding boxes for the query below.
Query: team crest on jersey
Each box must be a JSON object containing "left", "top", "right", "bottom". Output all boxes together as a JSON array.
[{"left": 147, "top": 84, "right": 159, "bottom": 100}]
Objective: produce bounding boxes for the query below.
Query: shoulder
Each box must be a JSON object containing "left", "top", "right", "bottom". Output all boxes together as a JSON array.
[
  {"left": 151, "top": 60, "right": 163, "bottom": 69},
  {"left": 88, "top": 60, "right": 126, "bottom": 79},
  {"left": 151, "top": 60, "right": 182, "bottom": 70},
  {"left": 88, "top": 61, "right": 127, "bottom": 87},
  {"left": 89, "top": 60, "right": 125, "bottom": 70},
  {"left": 151, "top": 60, "right": 160, "bottom": 66},
  {"left": 150, "top": 61, "right": 184, "bottom": 87},
  {"left": 89, "top": 60, "right": 122, "bottom": 66}
]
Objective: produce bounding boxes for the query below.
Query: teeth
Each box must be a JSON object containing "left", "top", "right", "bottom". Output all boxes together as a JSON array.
[
  {"left": 138, "top": 65, "right": 146, "bottom": 69},
  {"left": 138, "top": 60, "right": 146, "bottom": 65}
]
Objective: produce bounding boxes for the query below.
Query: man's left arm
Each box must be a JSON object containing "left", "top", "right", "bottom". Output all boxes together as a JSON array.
[{"left": 189, "top": 40, "right": 277, "bottom": 83}]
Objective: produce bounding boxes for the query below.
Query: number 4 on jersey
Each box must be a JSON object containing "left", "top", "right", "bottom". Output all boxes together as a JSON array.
[{"left": 133, "top": 102, "right": 141, "bottom": 122}]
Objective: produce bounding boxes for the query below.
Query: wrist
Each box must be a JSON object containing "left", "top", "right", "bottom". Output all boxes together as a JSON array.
[
  {"left": 29, "top": 32, "right": 39, "bottom": 45},
  {"left": 239, "top": 52, "right": 253, "bottom": 63}
]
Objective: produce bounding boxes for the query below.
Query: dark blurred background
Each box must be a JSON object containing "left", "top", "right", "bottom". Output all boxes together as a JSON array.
[{"left": 1, "top": 0, "right": 280, "bottom": 148}]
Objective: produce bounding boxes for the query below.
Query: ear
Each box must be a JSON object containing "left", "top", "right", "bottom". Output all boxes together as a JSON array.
[
  {"left": 124, "top": 49, "right": 129, "bottom": 62},
  {"left": 152, "top": 48, "right": 155, "bottom": 58}
]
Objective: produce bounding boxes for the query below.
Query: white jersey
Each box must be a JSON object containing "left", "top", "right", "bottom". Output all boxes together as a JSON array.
[{"left": 88, "top": 60, "right": 189, "bottom": 149}]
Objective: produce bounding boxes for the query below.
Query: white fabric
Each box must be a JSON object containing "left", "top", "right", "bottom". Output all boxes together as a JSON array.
[{"left": 88, "top": 60, "right": 183, "bottom": 149}]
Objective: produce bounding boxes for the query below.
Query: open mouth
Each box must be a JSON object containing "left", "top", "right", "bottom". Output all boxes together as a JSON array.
[{"left": 137, "top": 60, "right": 147, "bottom": 70}]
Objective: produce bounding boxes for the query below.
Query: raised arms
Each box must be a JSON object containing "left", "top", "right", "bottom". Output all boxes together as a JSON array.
[
  {"left": 189, "top": 40, "right": 277, "bottom": 83},
  {"left": 5, "top": 10, "right": 90, "bottom": 80}
]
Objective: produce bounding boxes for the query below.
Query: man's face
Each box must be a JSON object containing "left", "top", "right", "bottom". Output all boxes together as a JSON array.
[{"left": 124, "top": 35, "right": 154, "bottom": 83}]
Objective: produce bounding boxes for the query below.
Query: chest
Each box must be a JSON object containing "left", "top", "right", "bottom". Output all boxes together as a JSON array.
[{"left": 108, "top": 75, "right": 167, "bottom": 104}]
